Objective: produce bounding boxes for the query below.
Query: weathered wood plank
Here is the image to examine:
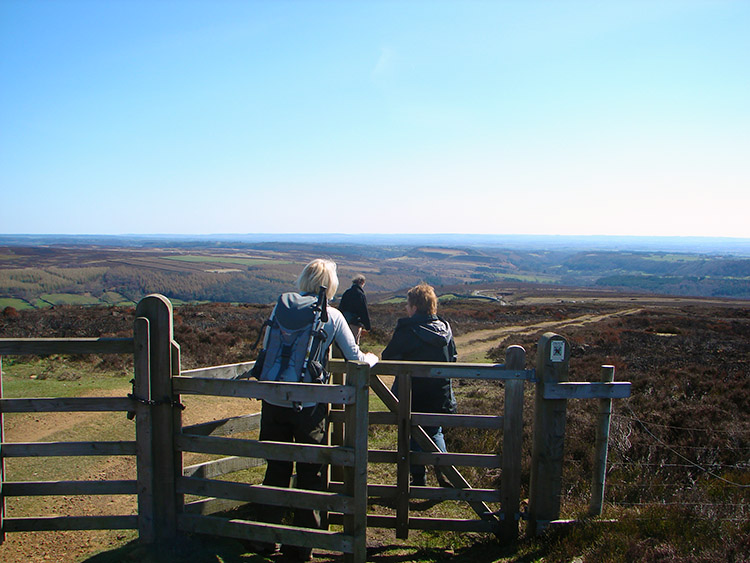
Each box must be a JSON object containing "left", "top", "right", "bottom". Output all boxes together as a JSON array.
[
  {"left": 343, "top": 362, "right": 369, "bottom": 563},
  {"left": 2, "top": 441, "right": 137, "bottom": 457},
  {"left": 412, "top": 412, "right": 503, "bottom": 429},
  {"left": 329, "top": 370, "right": 346, "bottom": 484},
  {"left": 0, "top": 338, "right": 133, "bottom": 356},
  {"left": 2, "top": 480, "right": 137, "bottom": 496},
  {"left": 529, "top": 333, "right": 570, "bottom": 536},
  {"left": 176, "top": 434, "right": 356, "bottom": 467},
  {"left": 182, "top": 412, "right": 261, "bottom": 437},
  {"left": 383, "top": 514, "right": 499, "bottom": 533},
  {"left": 3, "top": 515, "right": 138, "bottom": 532},
  {"left": 171, "top": 340, "right": 185, "bottom": 518},
  {"left": 329, "top": 513, "right": 498, "bottom": 533},
  {"left": 359, "top": 411, "right": 503, "bottom": 429},
  {"left": 177, "top": 513, "right": 354, "bottom": 553},
  {"left": 409, "top": 451, "right": 500, "bottom": 468},
  {"left": 366, "top": 449, "right": 398, "bottom": 464},
  {"left": 359, "top": 483, "right": 502, "bottom": 503},
  {"left": 0, "top": 397, "right": 133, "bottom": 413},
  {"left": 183, "top": 496, "right": 245, "bottom": 515},
  {"left": 178, "top": 476, "right": 353, "bottom": 513},
  {"left": 369, "top": 374, "right": 399, "bottom": 412},
  {"left": 543, "top": 381, "right": 631, "bottom": 400},
  {"left": 500, "top": 345, "right": 525, "bottom": 542},
  {"left": 135, "top": 294, "right": 178, "bottom": 542},
  {"left": 181, "top": 361, "right": 256, "bottom": 380},
  {"left": 172, "top": 376, "right": 355, "bottom": 404},
  {"left": 183, "top": 455, "right": 265, "bottom": 479},
  {"left": 395, "top": 371, "right": 412, "bottom": 539},
  {"left": 133, "top": 315, "right": 155, "bottom": 543},
  {"left": 589, "top": 365, "right": 616, "bottom": 517},
  {"left": 370, "top": 360, "right": 535, "bottom": 381}
]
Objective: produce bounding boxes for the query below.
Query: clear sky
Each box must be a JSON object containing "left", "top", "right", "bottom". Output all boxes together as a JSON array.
[{"left": 1, "top": 1, "right": 748, "bottom": 238}]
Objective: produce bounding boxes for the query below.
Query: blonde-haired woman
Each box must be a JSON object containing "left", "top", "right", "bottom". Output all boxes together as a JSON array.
[{"left": 251, "top": 259, "right": 376, "bottom": 560}]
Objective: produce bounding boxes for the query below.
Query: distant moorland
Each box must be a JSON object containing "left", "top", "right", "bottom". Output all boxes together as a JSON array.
[{"left": 1, "top": 234, "right": 750, "bottom": 309}]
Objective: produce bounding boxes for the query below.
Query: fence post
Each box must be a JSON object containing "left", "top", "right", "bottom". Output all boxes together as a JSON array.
[
  {"left": 528, "top": 332, "right": 570, "bottom": 535},
  {"left": 133, "top": 317, "right": 155, "bottom": 543},
  {"left": 343, "top": 362, "right": 369, "bottom": 563},
  {"left": 135, "top": 294, "right": 177, "bottom": 542},
  {"left": 500, "top": 345, "right": 525, "bottom": 542},
  {"left": 170, "top": 340, "right": 184, "bottom": 518},
  {"left": 395, "top": 371, "right": 412, "bottom": 539},
  {"left": 589, "top": 364, "right": 615, "bottom": 517}
]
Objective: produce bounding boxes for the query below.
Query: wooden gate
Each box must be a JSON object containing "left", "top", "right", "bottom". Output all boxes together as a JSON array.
[
  {"left": 1, "top": 294, "right": 630, "bottom": 560},
  {"left": 135, "top": 294, "right": 370, "bottom": 562},
  {"left": 326, "top": 346, "right": 532, "bottom": 542}
]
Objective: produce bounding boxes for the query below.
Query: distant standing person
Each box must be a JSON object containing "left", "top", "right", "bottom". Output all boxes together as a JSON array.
[
  {"left": 338, "top": 274, "right": 371, "bottom": 344},
  {"left": 381, "top": 282, "right": 457, "bottom": 487}
]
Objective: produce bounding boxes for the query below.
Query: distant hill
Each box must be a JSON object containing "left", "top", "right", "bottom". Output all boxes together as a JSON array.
[
  {"left": 2, "top": 233, "right": 750, "bottom": 255},
  {"left": 1, "top": 236, "right": 750, "bottom": 309}
]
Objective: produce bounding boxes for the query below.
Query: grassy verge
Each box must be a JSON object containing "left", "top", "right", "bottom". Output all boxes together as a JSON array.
[{"left": 1, "top": 356, "right": 131, "bottom": 397}]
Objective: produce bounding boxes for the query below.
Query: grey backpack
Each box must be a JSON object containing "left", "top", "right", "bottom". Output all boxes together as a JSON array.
[{"left": 250, "top": 287, "right": 329, "bottom": 386}]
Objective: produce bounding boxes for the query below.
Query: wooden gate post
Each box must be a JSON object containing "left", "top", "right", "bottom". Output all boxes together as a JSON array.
[
  {"left": 395, "top": 371, "right": 412, "bottom": 539},
  {"left": 133, "top": 317, "right": 154, "bottom": 543},
  {"left": 135, "top": 294, "right": 178, "bottom": 542},
  {"left": 499, "top": 345, "right": 526, "bottom": 542},
  {"left": 343, "top": 362, "right": 370, "bottom": 563},
  {"left": 528, "top": 332, "right": 570, "bottom": 535},
  {"left": 589, "top": 365, "right": 615, "bottom": 516}
]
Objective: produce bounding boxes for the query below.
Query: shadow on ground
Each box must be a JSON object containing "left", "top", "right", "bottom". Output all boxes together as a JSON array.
[{"left": 80, "top": 533, "right": 545, "bottom": 563}]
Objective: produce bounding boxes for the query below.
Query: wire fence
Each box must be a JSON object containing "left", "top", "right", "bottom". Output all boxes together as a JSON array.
[{"left": 598, "top": 407, "right": 750, "bottom": 522}]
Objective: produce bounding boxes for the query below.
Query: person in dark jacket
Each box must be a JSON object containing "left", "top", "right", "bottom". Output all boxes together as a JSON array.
[
  {"left": 337, "top": 274, "right": 371, "bottom": 344},
  {"left": 381, "top": 282, "right": 457, "bottom": 487}
]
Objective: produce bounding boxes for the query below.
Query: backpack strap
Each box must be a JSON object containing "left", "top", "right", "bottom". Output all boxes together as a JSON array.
[{"left": 251, "top": 317, "right": 274, "bottom": 350}]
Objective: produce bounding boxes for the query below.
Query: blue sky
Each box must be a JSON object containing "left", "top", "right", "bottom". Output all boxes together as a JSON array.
[{"left": 1, "top": 1, "right": 748, "bottom": 238}]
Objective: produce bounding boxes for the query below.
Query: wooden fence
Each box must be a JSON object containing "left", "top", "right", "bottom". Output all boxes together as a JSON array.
[
  {"left": 0, "top": 336, "right": 137, "bottom": 543},
  {"left": 0, "top": 293, "right": 631, "bottom": 561}
]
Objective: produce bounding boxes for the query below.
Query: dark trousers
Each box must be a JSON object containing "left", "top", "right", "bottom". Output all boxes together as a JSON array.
[
  {"left": 348, "top": 323, "right": 363, "bottom": 344},
  {"left": 258, "top": 401, "right": 328, "bottom": 531}
]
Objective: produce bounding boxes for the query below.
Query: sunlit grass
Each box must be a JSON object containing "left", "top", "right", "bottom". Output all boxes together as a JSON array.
[
  {"left": 0, "top": 297, "right": 34, "bottom": 310},
  {"left": 1, "top": 356, "right": 131, "bottom": 398}
]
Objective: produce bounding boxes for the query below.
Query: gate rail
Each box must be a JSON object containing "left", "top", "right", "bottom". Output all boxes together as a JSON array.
[{"left": 0, "top": 337, "right": 137, "bottom": 544}]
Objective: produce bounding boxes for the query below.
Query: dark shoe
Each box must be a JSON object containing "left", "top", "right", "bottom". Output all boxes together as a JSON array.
[
  {"left": 281, "top": 545, "right": 313, "bottom": 561},
  {"left": 410, "top": 476, "right": 426, "bottom": 487},
  {"left": 241, "top": 539, "right": 276, "bottom": 555}
]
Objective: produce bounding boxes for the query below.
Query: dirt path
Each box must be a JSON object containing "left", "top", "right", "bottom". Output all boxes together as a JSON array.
[{"left": 455, "top": 307, "right": 642, "bottom": 362}]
